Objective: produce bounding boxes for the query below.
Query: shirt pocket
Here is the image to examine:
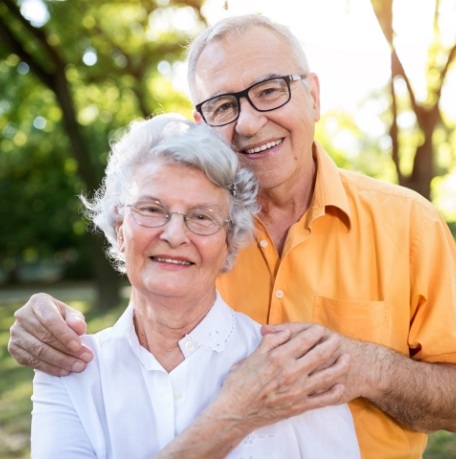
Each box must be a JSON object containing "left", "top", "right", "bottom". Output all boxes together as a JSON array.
[{"left": 313, "top": 296, "right": 392, "bottom": 347}]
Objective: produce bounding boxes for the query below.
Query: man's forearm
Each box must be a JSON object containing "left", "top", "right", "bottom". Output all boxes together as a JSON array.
[{"left": 359, "top": 342, "right": 456, "bottom": 433}]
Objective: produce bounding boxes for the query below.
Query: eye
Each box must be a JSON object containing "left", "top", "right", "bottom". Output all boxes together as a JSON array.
[
  {"left": 207, "top": 96, "right": 237, "bottom": 116},
  {"left": 136, "top": 203, "right": 167, "bottom": 216},
  {"left": 259, "top": 86, "right": 280, "bottom": 96},
  {"left": 187, "top": 210, "right": 218, "bottom": 226},
  {"left": 214, "top": 101, "right": 236, "bottom": 114},
  {"left": 190, "top": 212, "right": 213, "bottom": 222},
  {"left": 252, "top": 80, "right": 287, "bottom": 100}
]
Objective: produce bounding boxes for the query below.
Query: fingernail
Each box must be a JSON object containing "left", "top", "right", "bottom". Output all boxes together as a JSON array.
[
  {"left": 72, "top": 361, "right": 86, "bottom": 372},
  {"left": 68, "top": 340, "right": 80, "bottom": 352},
  {"left": 80, "top": 352, "right": 92, "bottom": 362}
]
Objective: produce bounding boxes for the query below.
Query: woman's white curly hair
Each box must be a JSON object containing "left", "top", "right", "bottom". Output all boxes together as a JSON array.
[{"left": 82, "top": 113, "right": 259, "bottom": 273}]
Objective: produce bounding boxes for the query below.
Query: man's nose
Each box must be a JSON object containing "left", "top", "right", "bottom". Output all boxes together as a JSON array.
[{"left": 234, "top": 97, "right": 267, "bottom": 137}]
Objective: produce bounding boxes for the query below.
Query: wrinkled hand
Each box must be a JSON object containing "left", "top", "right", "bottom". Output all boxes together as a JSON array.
[
  {"left": 8, "top": 293, "right": 93, "bottom": 376},
  {"left": 215, "top": 323, "right": 354, "bottom": 430}
]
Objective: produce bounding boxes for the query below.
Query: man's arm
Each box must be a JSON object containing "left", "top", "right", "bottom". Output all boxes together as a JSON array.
[
  {"left": 11, "top": 293, "right": 456, "bottom": 437},
  {"left": 340, "top": 336, "right": 456, "bottom": 433},
  {"left": 8, "top": 293, "right": 93, "bottom": 375},
  {"left": 261, "top": 322, "right": 456, "bottom": 433},
  {"left": 12, "top": 297, "right": 350, "bottom": 459}
]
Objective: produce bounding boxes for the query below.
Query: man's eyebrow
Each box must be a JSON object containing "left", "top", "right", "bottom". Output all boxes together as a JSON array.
[{"left": 207, "top": 73, "right": 281, "bottom": 98}]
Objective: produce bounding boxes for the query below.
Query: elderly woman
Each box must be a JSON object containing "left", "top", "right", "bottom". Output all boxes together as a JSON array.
[{"left": 31, "top": 113, "right": 360, "bottom": 458}]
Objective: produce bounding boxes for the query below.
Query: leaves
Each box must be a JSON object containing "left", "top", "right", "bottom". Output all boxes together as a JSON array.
[{"left": 0, "top": 0, "right": 202, "bottom": 294}]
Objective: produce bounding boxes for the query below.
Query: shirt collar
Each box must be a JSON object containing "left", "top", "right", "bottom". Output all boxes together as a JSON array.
[
  {"left": 179, "top": 292, "right": 236, "bottom": 356},
  {"left": 305, "top": 141, "right": 351, "bottom": 228},
  {"left": 105, "top": 292, "right": 236, "bottom": 364}
]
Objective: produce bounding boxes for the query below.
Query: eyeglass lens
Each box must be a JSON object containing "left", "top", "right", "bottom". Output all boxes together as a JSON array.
[
  {"left": 128, "top": 202, "right": 228, "bottom": 235},
  {"left": 201, "top": 77, "right": 292, "bottom": 126}
]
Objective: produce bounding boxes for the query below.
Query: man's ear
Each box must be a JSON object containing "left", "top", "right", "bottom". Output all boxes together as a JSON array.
[
  {"left": 193, "top": 111, "right": 204, "bottom": 124},
  {"left": 307, "top": 72, "right": 321, "bottom": 122}
]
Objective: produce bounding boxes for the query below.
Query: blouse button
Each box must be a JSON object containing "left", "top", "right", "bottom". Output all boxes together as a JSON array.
[
  {"left": 260, "top": 240, "right": 268, "bottom": 248},
  {"left": 275, "top": 290, "right": 284, "bottom": 299},
  {"left": 184, "top": 341, "right": 195, "bottom": 350}
]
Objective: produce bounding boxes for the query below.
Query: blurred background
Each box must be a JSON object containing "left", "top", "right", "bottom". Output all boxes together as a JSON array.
[{"left": 0, "top": 0, "right": 455, "bottom": 457}]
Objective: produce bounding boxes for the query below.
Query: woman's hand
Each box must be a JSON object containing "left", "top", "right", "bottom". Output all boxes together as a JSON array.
[{"left": 8, "top": 293, "right": 93, "bottom": 376}]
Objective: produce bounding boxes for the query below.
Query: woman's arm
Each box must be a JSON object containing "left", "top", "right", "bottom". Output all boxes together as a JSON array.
[{"left": 32, "top": 371, "right": 97, "bottom": 458}]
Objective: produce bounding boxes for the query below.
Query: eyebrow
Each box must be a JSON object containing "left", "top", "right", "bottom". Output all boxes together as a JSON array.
[
  {"left": 135, "top": 196, "right": 226, "bottom": 211},
  {"left": 208, "top": 72, "right": 282, "bottom": 98}
]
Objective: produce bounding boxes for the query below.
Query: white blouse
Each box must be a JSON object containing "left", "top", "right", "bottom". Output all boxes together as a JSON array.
[{"left": 31, "top": 293, "right": 360, "bottom": 458}]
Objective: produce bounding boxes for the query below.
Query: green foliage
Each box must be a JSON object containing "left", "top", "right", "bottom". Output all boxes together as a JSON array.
[
  {"left": 316, "top": 107, "right": 397, "bottom": 184},
  {"left": 0, "top": 0, "right": 202, "bottom": 285}
]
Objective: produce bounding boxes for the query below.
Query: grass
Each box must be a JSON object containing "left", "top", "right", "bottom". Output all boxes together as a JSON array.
[
  {"left": 0, "top": 283, "right": 127, "bottom": 459},
  {"left": 1, "top": 283, "right": 456, "bottom": 458}
]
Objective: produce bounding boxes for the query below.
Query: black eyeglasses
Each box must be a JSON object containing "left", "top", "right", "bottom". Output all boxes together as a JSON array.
[
  {"left": 195, "top": 74, "right": 307, "bottom": 127},
  {"left": 127, "top": 200, "right": 230, "bottom": 236}
]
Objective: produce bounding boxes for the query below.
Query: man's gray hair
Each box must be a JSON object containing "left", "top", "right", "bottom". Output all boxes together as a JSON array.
[
  {"left": 187, "top": 14, "right": 310, "bottom": 102},
  {"left": 82, "top": 113, "right": 259, "bottom": 273}
]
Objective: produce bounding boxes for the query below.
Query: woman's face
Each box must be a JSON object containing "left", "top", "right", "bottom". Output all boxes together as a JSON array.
[{"left": 117, "top": 161, "right": 229, "bottom": 304}]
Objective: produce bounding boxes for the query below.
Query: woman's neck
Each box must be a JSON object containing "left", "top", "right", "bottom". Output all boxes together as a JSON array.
[{"left": 132, "top": 290, "right": 216, "bottom": 372}]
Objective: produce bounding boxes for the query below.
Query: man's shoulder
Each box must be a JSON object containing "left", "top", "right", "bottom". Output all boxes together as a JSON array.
[{"left": 338, "top": 168, "right": 435, "bottom": 210}]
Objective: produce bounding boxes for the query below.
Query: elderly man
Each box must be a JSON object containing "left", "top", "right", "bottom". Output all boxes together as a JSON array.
[{"left": 9, "top": 14, "right": 456, "bottom": 459}]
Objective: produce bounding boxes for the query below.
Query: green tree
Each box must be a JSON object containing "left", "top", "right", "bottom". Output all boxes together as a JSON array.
[
  {"left": 0, "top": 0, "right": 205, "bottom": 308},
  {"left": 370, "top": 0, "right": 456, "bottom": 200}
]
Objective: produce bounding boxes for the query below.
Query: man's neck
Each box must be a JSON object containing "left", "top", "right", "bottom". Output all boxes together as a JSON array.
[{"left": 257, "top": 158, "right": 317, "bottom": 254}]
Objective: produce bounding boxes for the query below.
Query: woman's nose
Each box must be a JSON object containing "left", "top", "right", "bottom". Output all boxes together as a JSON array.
[{"left": 159, "top": 213, "right": 190, "bottom": 245}]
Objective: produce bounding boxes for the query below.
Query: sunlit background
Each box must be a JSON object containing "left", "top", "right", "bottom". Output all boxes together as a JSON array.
[
  {"left": 199, "top": 0, "right": 456, "bottom": 216},
  {"left": 1, "top": 2, "right": 456, "bottom": 457},
  {"left": 8, "top": 0, "right": 456, "bottom": 255}
]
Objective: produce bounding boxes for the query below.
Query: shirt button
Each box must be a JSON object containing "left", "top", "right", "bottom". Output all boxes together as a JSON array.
[
  {"left": 275, "top": 290, "right": 284, "bottom": 298},
  {"left": 173, "top": 391, "right": 182, "bottom": 400},
  {"left": 260, "top": 240, "right": 268, "bottom": 248},
  {"left": 184, "top": 341, "right": 195, "bottom": 350}
]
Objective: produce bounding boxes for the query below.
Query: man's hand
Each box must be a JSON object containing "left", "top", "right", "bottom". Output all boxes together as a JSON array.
[
  {"left": 261, "top": 323, "right": 389, "bottom": 404},
  {"left": 154, "top": 324, "right": 351, "bottom": 459},
  {"left": 217, "top": 323, "right": 351, "bottom": 429},
  {"left": 264, "top": 323, "right": 456, "bottom": 432},
  {"left": 8, "top": 293, "right": 93, "bottom": 376}
]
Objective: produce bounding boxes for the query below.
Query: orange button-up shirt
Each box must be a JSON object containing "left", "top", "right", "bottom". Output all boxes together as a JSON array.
[{"left": 217, "top": 142, "right": 456, "bottom": 459}]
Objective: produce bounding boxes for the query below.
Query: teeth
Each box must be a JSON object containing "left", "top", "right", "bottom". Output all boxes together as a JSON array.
[
  {"left": 153, "top": 257, "right": 192, "bottom": 265},
  {"left": 245, "top": 139, "right": 281, "bottom": 154}
]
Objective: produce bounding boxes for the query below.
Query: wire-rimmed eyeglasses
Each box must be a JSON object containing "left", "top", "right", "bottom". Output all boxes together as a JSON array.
[
  {"left": 195, "top": 74, "right": 307, "bottom": 127},
  {"left": 127, "top": 201, "right": 230, "bottom": 236}
]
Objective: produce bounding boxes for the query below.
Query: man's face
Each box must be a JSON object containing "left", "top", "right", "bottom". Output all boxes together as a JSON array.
[{"left": 192, "top": 26, "right": 321, "bottom": 194}]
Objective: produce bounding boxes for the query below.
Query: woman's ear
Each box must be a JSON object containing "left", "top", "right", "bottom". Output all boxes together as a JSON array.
[{"left": 116, "top": 220, "right": 125, "bottom": 252}]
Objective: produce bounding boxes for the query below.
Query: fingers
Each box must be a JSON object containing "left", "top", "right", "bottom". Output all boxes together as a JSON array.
[
  {"left": 8, "top": 337, "right": 92, "bottom": 376},
  {"left": 261, "top": 322, "right": 313, "bottom": 336},
  {"left": 66, "top": 310, "right": 88, "bottom": 337},
  {"left": 219, "top": 324, "right": 351, "bottom": 428},
  {"left": 14, "top": 293, "right": 86, "bottom": 351},
  {"left": 261, "top": 322, "right": 341, "bottom": 364},
  {"left": 8, "top": 293, "right": 93, "bottom": 374}
]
